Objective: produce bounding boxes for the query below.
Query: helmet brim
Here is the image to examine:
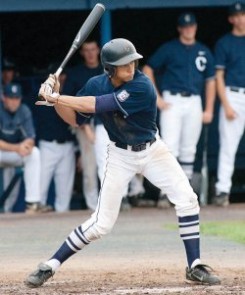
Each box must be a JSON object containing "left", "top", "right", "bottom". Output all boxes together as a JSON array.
[{"left": 107, "top": 53, "right": 143, "bottom": 66}]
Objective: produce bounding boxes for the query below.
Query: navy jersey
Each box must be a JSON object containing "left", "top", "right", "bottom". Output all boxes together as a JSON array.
[
  {"left": 36, "top": 107, "right": 75, "bottom": 143},
  {"left": 0, "top": 101, "right": 35, "bottom": 144},
  {"left": 63, "top": 63, "right": 103, "bottom": 96},
  {"left": 215, "top": 33, "right": 245, "bottom": 88},
  {"left": 77, "top": 70, "right": 157, "bottom": 145},
  {"left": 147, "top": 39, "right": 215, "bottom": 95}
]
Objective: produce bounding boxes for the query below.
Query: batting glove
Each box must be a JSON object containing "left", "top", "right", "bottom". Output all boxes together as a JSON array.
[{"left": 36, "top": 92, "right": 60, "bottom": 106}]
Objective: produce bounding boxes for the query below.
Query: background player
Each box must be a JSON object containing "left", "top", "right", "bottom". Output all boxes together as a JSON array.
[
  {"left": 36, "top": 73, "right": 75, "bottom": 212},
  {"left": 63, "top": 40, "right": 103, "bottom": 211},
  {"left": 0, "top": 84, "right": 47, "bottom": 213},
  {"left": 214, "top": 1, "right": 245, "bottom": 206},
  {"left": 143, "top": 12, "right": 215, "bottom": 205},
  {"left": 25, "top": 39, "right": 220, "bottom": 287}
]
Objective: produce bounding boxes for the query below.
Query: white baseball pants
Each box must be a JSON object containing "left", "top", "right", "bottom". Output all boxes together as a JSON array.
[
  {"left": 0, "top": 146, "right": 41, "bottom": 211},
  {"left": 216, "top": 87, "right": 245, "bottom": 194},
  {"left": 39, "top": 140, "right": 75, "bottom": 212},
  {"left": 95, "top": 124, "right": 145, "bottom": 196},
  {"left": 80, "top": 138, "right": 199, "bottom": 242},
  {"left": 160, "top": 92, "right": 203, "bottom": 180},
  {"left": 76, "top": 128, "right": 98, "bottom": 211}
]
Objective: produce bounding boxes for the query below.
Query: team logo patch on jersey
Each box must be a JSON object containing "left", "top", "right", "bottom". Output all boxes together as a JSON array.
[{"left": 117, "top": 90, "right": 130, "bottom": 102}]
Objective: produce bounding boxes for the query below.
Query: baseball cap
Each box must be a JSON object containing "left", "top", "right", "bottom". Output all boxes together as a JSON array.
[
  {"left": 178, "top": 12, "right": 197, "bottom": 27},
  {"left": 229, "top": 1, "right": 245, "bottom": 15},
  {"left": 2, "top": 59, "right": 16, "bottom": 71},
  {"left": 3, "top": 83, "right": 22, "bottom": 99}
]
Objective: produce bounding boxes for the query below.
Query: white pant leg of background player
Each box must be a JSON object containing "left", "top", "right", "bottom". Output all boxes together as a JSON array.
[
  {"left": 54, "top": 142, "right": 75, "bottom": 212},
  {"left": 94, "top": 124, "right": 110, "bottom": 181},
  {"left": 76, "top": 128, "right": 98, "bottom": 211},
  {"left": 128, "top": 174, "right": 145, "bottom": 197},
  {"left": 160, "top": 92, "right": 202, "bottom": 179},
  {"left": 178, "top": 95, "right": 202, "bottom": 180},
  {"left": 216, "top": 88, "right": 245, "bottom": 195},
  {"left": 39, "top": 140, "right": 59, "bottom": 207},
  {"left": 0, "top": 147, "right": 41, "bottom": 204},
  {"left": 3, "top": 167, "right": 21, "bottom": 212},
  {"left": 39, "top": 140, "right": 75, "bottom": 212}
]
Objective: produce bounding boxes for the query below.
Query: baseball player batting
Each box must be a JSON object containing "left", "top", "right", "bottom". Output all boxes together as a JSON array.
[{"left": 25, "top": 39, "right": 220, "bottom": 287}]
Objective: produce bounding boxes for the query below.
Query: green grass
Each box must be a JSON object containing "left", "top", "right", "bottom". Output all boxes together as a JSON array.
[{"left": 164, "top": 221, "right": 245, "bottom": 244}]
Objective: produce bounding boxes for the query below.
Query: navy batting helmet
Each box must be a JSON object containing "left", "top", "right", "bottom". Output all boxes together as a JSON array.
[{"left": 101, "top": 38, "right": 143, "bottom": 76}]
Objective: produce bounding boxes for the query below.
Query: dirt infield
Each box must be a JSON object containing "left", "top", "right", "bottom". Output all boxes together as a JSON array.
[{"left": 0, "top": 205, "right": 245, "bottom": 295}]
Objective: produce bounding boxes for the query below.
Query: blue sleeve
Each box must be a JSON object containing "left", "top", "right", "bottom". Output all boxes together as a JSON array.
[
  {"left": 76, "top": 112, "right": 90, "bottom": 125},
  {"left": 147, "top": 44, "right": 169, "bottom": 70},
  {"left": 113, "top": 78, "right": 156, "bottom": 116},
  {"left": 21, "top": 106, "right": 36, "bottom": 139},
  {"left": 204, "top": 48, "right": 215, "bottom": 80},
  {"left": 214, "top": 39, "right": 227, "bottom": 69}
]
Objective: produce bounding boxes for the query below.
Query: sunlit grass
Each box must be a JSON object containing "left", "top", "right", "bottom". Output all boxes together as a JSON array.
[{"left": 164, "top": 221, "right": 245, "bottom": 244}]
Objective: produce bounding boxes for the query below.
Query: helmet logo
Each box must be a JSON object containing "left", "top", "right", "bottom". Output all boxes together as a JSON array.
[
  {"left": 185, "top": 14, "right": 191, "bottom": 22},
  {"left": 125, "top": 46, "right": 131, "bottom": 52},
  {"left": 235, "top": 3, "right": 241, "bottom": 10}
]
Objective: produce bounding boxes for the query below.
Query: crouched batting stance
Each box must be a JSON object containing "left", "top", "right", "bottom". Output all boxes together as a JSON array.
[{"left": 25, "top": 39, "right": 220, "bottom": 287}]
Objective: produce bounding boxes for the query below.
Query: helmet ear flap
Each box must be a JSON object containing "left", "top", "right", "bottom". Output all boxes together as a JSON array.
[{"left": 104, "top": 64, "right": 115, "bottom": 78}]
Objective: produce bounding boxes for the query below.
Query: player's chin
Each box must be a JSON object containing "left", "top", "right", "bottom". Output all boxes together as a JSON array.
[{"left": 124, "top": 74, "right": 134, "bottom": 82}]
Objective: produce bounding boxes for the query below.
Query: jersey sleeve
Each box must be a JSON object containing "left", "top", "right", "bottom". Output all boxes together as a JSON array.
[
  {"left": 214, "top": 39, "right": 227, "bottom": 69},
  {"left": 147, "top": 43, "right": 169, "bottom": 70},
  {"left": 113, "top": 78, "right": 156, "bottom": 116},
  {"left": 204, "top": 48, "right": 215, "bottom": 80}
]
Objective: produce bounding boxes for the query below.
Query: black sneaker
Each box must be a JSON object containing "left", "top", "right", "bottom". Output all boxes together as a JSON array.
[
  {"left": 120, "top": 197, "right": 131, "bottom": 211},
  {"left": 25, "top": 202, "right": 53, "bottom": 214},
  {"left": 213, "top": 192, "right": 229, "bottom": 207},
  {"left": 186, "top": 264, "right": 221, "bottom": 285},
  {"left": 24, "top": 263, "right": 54, "bottom": 288}
]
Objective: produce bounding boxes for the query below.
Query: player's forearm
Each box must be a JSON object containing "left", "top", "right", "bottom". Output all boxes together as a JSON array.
[
  {"left": 57, "top": 95, "right": 96, "bottom": 113},
  {"left": 54, "top": 104, "right": 78, "bottom": 127},
  {"left": 0, "top": 140, "right": 19, "bottom": 152},
  {"left": 216, "top": 70, "right": 229, "bottom": 108},
  {"left": 204, "top": 79, "right": 216, "bottom": 113},
  {"left": 143, "top": 65, "right": 163, "bottom": 107}
]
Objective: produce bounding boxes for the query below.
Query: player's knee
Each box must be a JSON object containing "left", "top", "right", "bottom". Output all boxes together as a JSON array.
[
  {"left": 94, "top": 222, "right": 114, "bottom": 238},
  {"left": 176, "top": 193, "right": 200, "bottom": 217}
]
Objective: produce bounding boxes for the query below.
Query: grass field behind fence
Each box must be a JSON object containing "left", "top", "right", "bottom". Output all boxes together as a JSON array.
[{"left": 165, "top": 221, "right": 245, "bottom": 244}]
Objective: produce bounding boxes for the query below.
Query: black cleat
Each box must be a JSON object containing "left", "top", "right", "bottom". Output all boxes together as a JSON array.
[
  {"left": 213, "top": 192, "right": 229, "bottom": 207},
  {"left": 24, "top": 263, "right": 54, "bottom": 288},
  {"left": 186, "top": 264, "right": 221, "bottom": 285}
]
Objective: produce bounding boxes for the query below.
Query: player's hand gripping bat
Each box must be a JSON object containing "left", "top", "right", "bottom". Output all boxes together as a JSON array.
[{"left": 38, "top": 3, "right": 105, "bottom": 106}]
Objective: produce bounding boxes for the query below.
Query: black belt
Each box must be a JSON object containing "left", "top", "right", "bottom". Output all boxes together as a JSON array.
[
  {"left": 115, "top": 138, "right": 156, "bottom": 152},
  {"left": 229, "top": 87, "right": 245, "bottom": 93},
  {"left": 44, "top": 139, "right": 67, "bottom": 144},
  {"left": 170, "top": 91, "right": 193, "bottom": 97}
]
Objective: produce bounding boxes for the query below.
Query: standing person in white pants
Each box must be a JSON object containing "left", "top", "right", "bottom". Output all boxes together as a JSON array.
[
  {"left": 62, "top": 40, "right": 103, "bottom": 210},
  {"left": 37, "top": 73, "right": 76, "bottom": 212},
  {"left": 143, "top": 12, "right": 215, "bottom": 207},
  {"left": 0, "top": 83, "right": 47, "bottom": 213},
  {"left": 214, "top": 2, "right": 245, "bottom": 206},
  {"left": 76, "top": 123, "right": 98, "bottom": 210}
]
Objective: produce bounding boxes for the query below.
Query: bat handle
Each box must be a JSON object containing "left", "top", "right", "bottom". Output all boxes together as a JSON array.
[{"left": 55, "top": 67, "right": 63, "bottom": 78}]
